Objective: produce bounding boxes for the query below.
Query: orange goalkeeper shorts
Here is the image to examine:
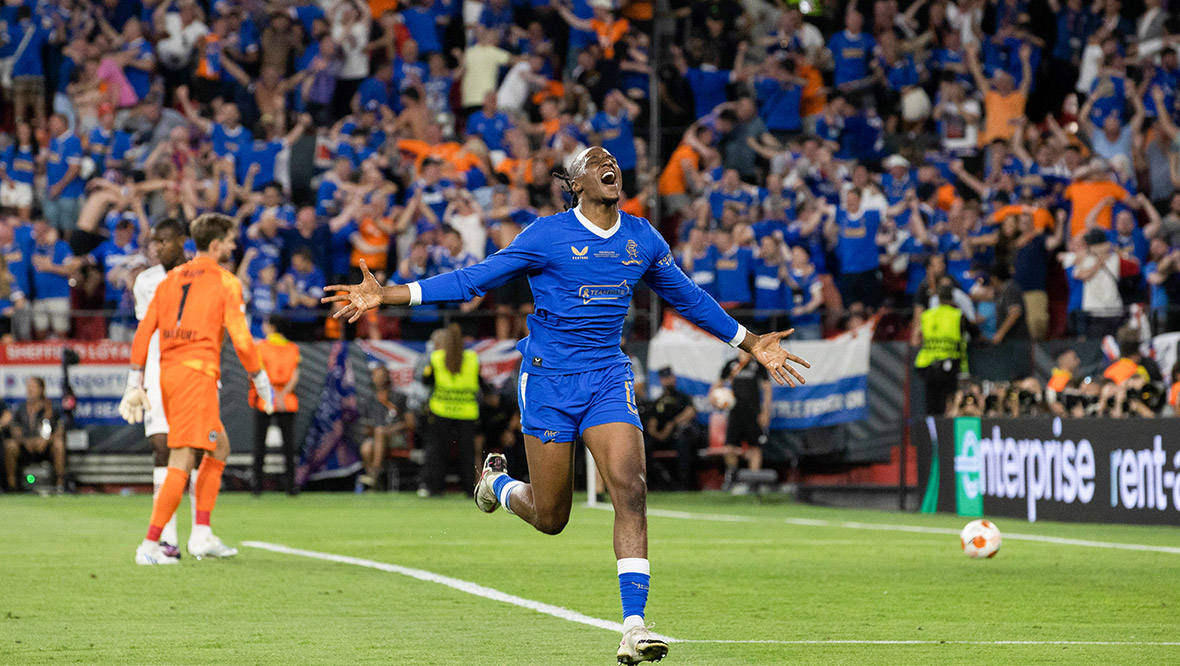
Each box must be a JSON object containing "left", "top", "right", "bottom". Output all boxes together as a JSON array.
[{"left": 160, "top": 364, "right": 224, "bottom": 451}]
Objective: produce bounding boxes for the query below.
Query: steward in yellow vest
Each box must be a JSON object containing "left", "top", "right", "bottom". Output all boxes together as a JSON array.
[
  {"left": 421, "top": 325, "right": 481, "bottom": 496},
  {"left": 913, "top": 284, "right": 971, "bottom": 416}
]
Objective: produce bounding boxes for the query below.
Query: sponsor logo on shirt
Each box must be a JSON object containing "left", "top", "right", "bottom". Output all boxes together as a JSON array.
[
  {"left": 571, "top": 245, "right": 589, "bottom": 259},
  {"left": 578, "top": 281, "right": 630, "bottom": 304}
]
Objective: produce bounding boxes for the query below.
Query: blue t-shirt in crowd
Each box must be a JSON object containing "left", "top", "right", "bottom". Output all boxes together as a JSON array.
[
  {"left": 2, "top": 143, "right": 36, "bottom": 184},
  {"left": 466, "top": 110, "right": 514, "bottom": 153},
  {"left": 754, "top": 76, "right": 802, "bottom": 132},
  {"left": 789, "top": 266, "right": 822, "bottom": 327},
  {"left": 122, "top": 38, "right": 155, "bottom": 100},
  {"left": 87, "top": 128, "right": 133, "bottom": 173},
  {"left": 32, "top": 240, "right": 72, "bottom": 299},
  {"left": 678, "top": 246, "right": 719, "bottom": 300},
  {"left": 279, "top": 265, "right": 326, "bottom": 322},
  {"left": 828, "top": 31, "right": 875, "bottom": 87},
  {"left": 714, "top": 246, "right": 754, "bottom": 305},
  {"left": 589, "top": 110, "right": 637, "bottom": 170},
  {"left": 46, "top": 132, "right": 85, "bottom": 198},
  {"left": 752, "top": 258, "right": 788, "bottom": 319},
  {"left": 834, "top": 208, "right": 881, "bottom": 274},
  {"left": 685, "top": 67, "right": 732, "bottom": 120},
  {"left": 211, "top": 123, "right": 251, "bottom": 159},
  {"left": 236, "top": 139, "right": 284, "bottom": 188},
  {"left": 402, "top": 4, "right": 443, "bottom": 53},
  {"left": 10, "top": 21, "right": 52, "bottom": 78}
]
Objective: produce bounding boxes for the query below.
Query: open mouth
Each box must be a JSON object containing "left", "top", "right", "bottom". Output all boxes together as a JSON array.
[{"left": 600, "top": 170, "right": 617, "bottom": 185}]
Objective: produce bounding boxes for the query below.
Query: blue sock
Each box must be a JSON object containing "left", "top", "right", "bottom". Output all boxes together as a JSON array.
[
  {"left": 491, "top": 474, "right": 523, "bottom": 514},
  {"left": 618, "top": 558, "right": 650, "bottom": 630}
]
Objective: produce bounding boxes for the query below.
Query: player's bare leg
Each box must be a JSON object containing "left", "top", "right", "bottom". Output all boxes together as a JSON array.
[
  {"left": 476, "top": 434, "right": 575, "bottom": 534},
  {"left": 583, "top": 422, "right": 667, "bottom": 664}
]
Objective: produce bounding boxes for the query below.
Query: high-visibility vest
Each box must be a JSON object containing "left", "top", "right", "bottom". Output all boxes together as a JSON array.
[
  {"left": 427, "top": 349, "right": 480, "bottom": 421},
  {"left": 915, "top": 304, "right": 964, "bottom": 371}
]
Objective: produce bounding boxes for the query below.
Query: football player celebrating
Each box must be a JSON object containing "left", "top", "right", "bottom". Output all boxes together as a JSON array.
[
  {"left": 121, "top": 213, "right": 274, "bottom": 565},
  {"left": 324, "top": 147, "right": 810, "bottom": 663}
]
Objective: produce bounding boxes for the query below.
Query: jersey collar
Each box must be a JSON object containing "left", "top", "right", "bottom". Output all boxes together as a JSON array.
[{"left": 574, "top": 205, "right": 621, "bottom": 239}]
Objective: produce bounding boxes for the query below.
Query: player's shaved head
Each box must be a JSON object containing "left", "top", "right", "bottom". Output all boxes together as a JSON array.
[
  {"left": 152, "top": 218, "right": 188, "bottom": 271},
  {"left": 190, "top": 213, "right": 235, "bottom": 251}
]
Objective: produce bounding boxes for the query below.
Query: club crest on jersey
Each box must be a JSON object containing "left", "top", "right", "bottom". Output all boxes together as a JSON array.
[
  {"left": 571, "top": 245, "right": 588, "bottom": 259},
  {"left": 621, "top": 239, "right": 643, "bottom": 265}
]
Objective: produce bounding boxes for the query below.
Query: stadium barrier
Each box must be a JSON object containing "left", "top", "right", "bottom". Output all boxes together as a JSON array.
[{"left": 915, "top": 416, "right": 1180, "bottom": 526}]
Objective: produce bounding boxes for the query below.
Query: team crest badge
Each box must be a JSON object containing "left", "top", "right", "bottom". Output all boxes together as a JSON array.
[{"left": 621, "top": 239, "right": 642, "bottom": 265}]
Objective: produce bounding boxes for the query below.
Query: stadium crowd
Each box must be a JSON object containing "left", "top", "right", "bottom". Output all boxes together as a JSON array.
[{"left": 0, "top": 0, "right": 1178, "bottom": 351}]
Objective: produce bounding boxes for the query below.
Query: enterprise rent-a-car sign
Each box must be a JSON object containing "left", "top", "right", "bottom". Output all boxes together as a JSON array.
[{"left": 917, "top": 417, "right": 1180, "bottom": 525}]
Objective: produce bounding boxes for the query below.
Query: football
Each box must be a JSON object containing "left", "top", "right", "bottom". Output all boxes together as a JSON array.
[
  {"left": 708, "top": 386, "right": 736, "bottom": 410},
  {"left": 960, "top": 519, "right": 1002, "bottom": 559}
]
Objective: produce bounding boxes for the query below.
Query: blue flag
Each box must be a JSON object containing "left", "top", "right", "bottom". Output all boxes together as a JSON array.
[{"left": 296, "top": 342, "right": 361, "bottom": 486}]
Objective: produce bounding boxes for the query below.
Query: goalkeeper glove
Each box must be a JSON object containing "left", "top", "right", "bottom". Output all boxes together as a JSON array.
[
  {"left": 119, "top": 370, "right": 150, "bottom": 424},
  {"left": 252, "top": 370, "right": 275, "bottom": 415}
]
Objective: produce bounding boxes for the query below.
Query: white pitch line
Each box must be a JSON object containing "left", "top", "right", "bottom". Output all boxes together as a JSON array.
[
  {"left": 242, "top": 541, "right": 1178, "bottom": 649},
  {"left": 600, "top": 507, "right": 1180, "bottom": 555},
  {"left": 240, "top": 540, "right": 676, "bottom": 642},
  {"left": 676, "top": 640, "right": 1180, "bottom": 646}
]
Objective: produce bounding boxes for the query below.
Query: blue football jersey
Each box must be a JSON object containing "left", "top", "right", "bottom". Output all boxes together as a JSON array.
[{"left": 414, "top": 208, "right": 744, "bottom": 374}]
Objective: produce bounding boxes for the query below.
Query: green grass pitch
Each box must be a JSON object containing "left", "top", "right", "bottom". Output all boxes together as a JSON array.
[{"left": 1, "top": 492, "right": 1177, "bottom": 665}]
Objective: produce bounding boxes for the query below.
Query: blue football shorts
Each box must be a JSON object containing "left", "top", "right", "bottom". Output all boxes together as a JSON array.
[{"left": 517, "top": 363, "right": 643, "bottom": 443}]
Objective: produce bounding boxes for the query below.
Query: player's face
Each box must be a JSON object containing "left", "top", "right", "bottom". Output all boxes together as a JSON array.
[
  {"left": 576, "top": 148, "right": 621, "bottom": 205},
  {"left": 214, "top": 232, "right": 237, "bottom": 263},
  {"left": 152, "top": 229, "right": 185, "bottom": 270}
]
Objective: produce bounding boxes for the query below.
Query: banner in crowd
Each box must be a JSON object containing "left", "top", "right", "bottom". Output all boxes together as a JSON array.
[
  {"left": 916, "top": 416, "right": 1180, "bottom": 525},
  {"left": 357, "top": 339, "right": 523, "bottom": 389},
  {"left": 646, "top": 316, "right": 873, "bottom": 430},
  {"left": 296, "top": 342, "right": 361, "bottom": 485},
  {"left": 0, "top": 341, "right": 131, "bottom": 425}
]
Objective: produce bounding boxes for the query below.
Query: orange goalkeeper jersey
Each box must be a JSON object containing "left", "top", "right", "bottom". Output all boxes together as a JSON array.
[{"left": 131, "top": 255, "right": 263, "bottom": 379}]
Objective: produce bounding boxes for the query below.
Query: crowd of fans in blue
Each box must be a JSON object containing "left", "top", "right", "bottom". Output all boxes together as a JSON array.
[{"left": 0, "top": 0, "right": 1178, "bottom": 346}]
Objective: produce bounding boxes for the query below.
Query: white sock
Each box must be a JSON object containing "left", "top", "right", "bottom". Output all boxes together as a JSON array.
[
  {"left": 153, "top": 467, "right": 179, "bottom": 545},
  {"left": 623, "top": 615, "right": 645, "bottom": 632},
  {"left": 140, "top": 538, "right": 156, "bottom": 550},
  {"left": 189, "top": 469, "right": 200, "bottom": 530},
  {"left": 498, "top": 480, "right": 524, "bottom": 515},
  {"left": 191, "top": 523, "right": 212, "bottom": 541}
]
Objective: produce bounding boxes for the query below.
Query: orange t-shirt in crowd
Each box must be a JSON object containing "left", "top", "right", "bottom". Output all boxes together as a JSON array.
[
  {"left": 621, "top": 0, "right": 653, "bottom": 21},
  {"left": 351, "top": 217, "right": 391, "bottom": 271},
  {"left": 591, "top": 18, "right": 629, "bottom": 59},
  {"left": 980, "top": 89, "right": 1026, "bottom": 145},
  {"left": 130, "top": 255, "right": 262, "bottom": 379},
  {"left": 397, "top": 139, "right": 465, "bottom": 175},
  {"left": 658, "top": 143, "right": 699, "bottom": 196},
  {"left": 1063, "top": 180, "right": 1129, "bottom": 237},
  {"left": 620, "top": 193, "right": 646, "bottom": 218},
  {"left": 799, "top": 64, "right": 826, "bottom": 117},
  {"left": 1104, "top": 358, "right": 1141, "bottom": 385},
  {"left": 249, "top": 334, "right": 301, "bottom": 412},
  {"left": 369, "top": 0, "right": 399, "bottom": 19},
  {"left": 992, "top": 204, "right": 1054, "bottom": 231},
  {"left": 495, "top": 157, "right": 537, "bottom": 186}
]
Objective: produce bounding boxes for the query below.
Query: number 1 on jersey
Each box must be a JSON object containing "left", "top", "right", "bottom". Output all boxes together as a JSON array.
[{"left": 177, "top": 283, "right": 191, "bottom": 326}]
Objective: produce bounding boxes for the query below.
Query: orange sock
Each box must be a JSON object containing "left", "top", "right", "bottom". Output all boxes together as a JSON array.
[
  {"left": 146, "top": 467, "right": 188, "bottom": 541},
  {"left": 194, "top": 457, "right": 226, "bottom": 527}
]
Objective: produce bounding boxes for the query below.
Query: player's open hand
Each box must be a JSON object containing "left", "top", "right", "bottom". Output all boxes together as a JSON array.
[
  {"left": 751, "top": 329, "right": 811, "bottom": 388},
  {"left": 322, "top": 259, "right": 384, "bottom": 323}
]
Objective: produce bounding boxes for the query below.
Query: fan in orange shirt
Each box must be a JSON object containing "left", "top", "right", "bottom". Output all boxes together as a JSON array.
[{"left": 120, "top": 213, "right": 275, "bottom": 566}]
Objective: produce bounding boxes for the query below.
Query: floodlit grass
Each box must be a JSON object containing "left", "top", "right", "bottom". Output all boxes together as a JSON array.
[{"left": 1, "top": 492, "right": 1177, "bottom": 665}]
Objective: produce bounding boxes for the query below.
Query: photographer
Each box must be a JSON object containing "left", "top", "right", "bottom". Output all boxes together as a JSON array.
[{"left": 3, "top": 377, "right": 66, "bottom": 493}]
